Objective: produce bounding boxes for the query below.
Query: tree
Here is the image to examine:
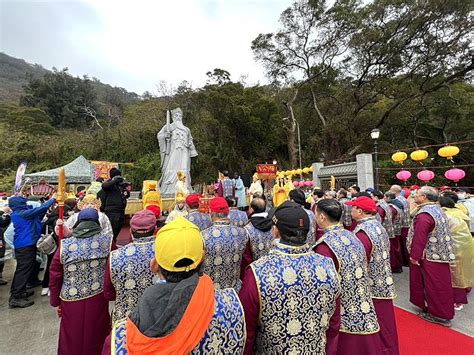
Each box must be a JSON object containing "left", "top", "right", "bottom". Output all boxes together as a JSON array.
[{"left": 20, "top": 68, "right": 98, "bottom": 128}]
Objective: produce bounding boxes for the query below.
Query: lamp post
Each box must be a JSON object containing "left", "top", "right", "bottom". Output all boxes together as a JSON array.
[{"left": 370, "top": 129, "right": 380, "bottom": 189}]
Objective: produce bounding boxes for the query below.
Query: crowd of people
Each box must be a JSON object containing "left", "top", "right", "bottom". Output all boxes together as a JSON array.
[{"left": 1, "top": 169, "right": 473, "bottom": 354}]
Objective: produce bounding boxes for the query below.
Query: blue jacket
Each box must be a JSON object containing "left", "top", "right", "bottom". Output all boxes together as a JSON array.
[{"left": 8, "top": 197, "right": 55, "bottom": 248}]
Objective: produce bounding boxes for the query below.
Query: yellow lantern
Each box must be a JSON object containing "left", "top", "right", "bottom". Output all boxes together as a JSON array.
[
  {"left": 296, "top": 168, "right": 303, "bottom": 175},
  {"left": 302, "top": 167, "right": 310, "bottom": 174},
  {"left": 391, "top": 151, "right": 407, "bottom": 164},
  {"left": 309, "top": 166, "right": 314, "bottom": 172},
  {"left": 284, "top": 170, "right": 290, "bottom": 176},
  {"left": 410, "top": 150, "right": 428, "bottom": 162},
  {"left": 290, "top": 170, "right": 297, "bottom": 175},
  {"left": 438, "top": 145, "right": 460, "bottom": 160}
]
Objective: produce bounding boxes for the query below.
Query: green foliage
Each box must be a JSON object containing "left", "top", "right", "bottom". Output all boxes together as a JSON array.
[{"left": 20, "top": 68, "right": 98, "bottom": 128}]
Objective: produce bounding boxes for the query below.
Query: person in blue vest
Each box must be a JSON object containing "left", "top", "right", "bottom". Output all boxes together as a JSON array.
[
  {"left": 8, "top": 195, "right": 56, "bottom": 308},
  {"left": 201, "top": 197, "right": 249, "bottom": 291},
  {"left": 240, "top": 201, "right": 341, "bottom": 354},
  {"left": 49, "top": 208, "right": 112, "bottom": 355},
  {"left": 226, "top": 195, "right": 249, "bottom": 227},
  {"left": 112, "top": 217, "right": 246, "bottom": 354},
  {"left": 185, "top": 193, "right": 212, "bottom": 231},
  {"left": 314, "top": 199, "right": 381, "bottom": 355},
  {"left": 102, "top": 209, "right": 157, "bottom": 355}
]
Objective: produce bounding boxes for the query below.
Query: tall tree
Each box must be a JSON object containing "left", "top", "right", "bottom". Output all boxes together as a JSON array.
[{"left": 20, "top": 68, "right": 98, "bottom": 128}]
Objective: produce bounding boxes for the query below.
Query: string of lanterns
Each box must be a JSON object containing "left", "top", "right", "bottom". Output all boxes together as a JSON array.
[
  {"left": 392, "top": 145, "right": 465, "bottom": 184},
  {"left": 276, "top": 166, "right": 314, "bottom": 188}
]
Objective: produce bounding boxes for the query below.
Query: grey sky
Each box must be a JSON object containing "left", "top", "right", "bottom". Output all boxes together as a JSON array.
[{"left": 0, "top": 0, "right": 290, "bottom": 94}]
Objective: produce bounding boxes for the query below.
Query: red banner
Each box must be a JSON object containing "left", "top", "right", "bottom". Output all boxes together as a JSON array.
[{"left": 256, "top": 164, "right": 277, "bottom": 180}]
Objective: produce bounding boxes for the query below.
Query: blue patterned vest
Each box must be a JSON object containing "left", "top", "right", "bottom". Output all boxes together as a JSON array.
[
  {"left": 111, "top": 288, "right": 246, "bottom": 354},
  {"left": 305, "top": 208, "right": 317, "bottom": 245},
  {"left": 186, "top": 211, "right": 212, "bottom": 231},
  {"left": 407, "top": 203, "right": 454, "bottom": 263},
  {"left": 339, "top": 198, "right": 353, "bottom": 227},
  {"left": 221, "top": 178, "right": 235, "bottom": 198},
  {"left": 60, "top": 234, "right": 112, "bottom": 301},
  {"left": 396, "top": 195, "right": 410, "bottom": 228},
  {"left": 110, "top": 236, "right": 155, "bottom": 324},
  {"left": 316, "top": 225, "right": 379, "bottom": 334},
  {"left": 244, "top": 222, "right": 273, "bottom": 261},
  {"left": 251, "top": 242, "right": 340, "bottom": 354},
  {"left": 389, "top": 204, "right": 402, "bottom": 236},
  {"left": 376, "top": 200, "right": 395, "bottom": 238},
  {"left": 355, "top": 218, "right": 396, "bottom": 299},
  {"left": 201, "top": 221, "right": 249, "bottom": 291},
  {"left": 229, "top": 209, "right": 249, "bottom": 227}
]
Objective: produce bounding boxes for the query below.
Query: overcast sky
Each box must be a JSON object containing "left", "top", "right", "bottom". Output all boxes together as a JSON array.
[{"left": 0, "top": 0, "right": 290, "bottom": 94}]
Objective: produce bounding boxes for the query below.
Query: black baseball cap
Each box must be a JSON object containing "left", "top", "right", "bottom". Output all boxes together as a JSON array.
[{"left": 268, "top": 201, "right": 309, "bottom": 237}]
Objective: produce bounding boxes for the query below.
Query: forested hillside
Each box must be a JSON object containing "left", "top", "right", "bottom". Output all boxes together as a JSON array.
[{"left": 0, "top": 0, "right": 472, "bottom": 192}]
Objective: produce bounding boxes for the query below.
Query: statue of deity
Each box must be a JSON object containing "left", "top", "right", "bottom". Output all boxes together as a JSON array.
[{"left": 157, "top": 108, "right": 198, "bottom": 197}]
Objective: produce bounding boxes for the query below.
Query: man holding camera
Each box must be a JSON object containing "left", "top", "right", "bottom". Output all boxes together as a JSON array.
[{"left": 100, "top": 168, "right": 129, "bottom": 242}]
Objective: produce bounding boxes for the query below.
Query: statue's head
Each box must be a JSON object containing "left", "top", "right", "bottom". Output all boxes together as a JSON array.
[{"left": 171, "top": 108, "right": 183, "bottom": 122}]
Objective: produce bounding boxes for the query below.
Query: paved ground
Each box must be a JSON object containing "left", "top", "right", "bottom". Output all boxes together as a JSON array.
[{"left": 0, "top": 261, "right": 472, "bottom": 354}]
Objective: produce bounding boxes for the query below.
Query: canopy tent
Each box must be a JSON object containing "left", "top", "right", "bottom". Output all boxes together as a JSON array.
[{"left": 24, "top": 155, "right": 94, "bottom": 184}]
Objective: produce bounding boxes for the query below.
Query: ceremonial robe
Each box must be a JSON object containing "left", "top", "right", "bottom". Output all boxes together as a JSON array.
[
  {"left": 315, "top": 225, "right": 381, "bottom": 355},
  {"left": 355, "top": 218, "right": 399, "bottom": 355},
  {"left": 396, "top": 195, "right": 410, "bottom": 266},
  {"left": 49, "top": 229, "right": 112, "bottom": 355},
  {"left": 240, "top": 242, "right": 341, "bottom": 355},
  {"left": 388, "top": 204, "right": 403, "bottom": 271},
  {"left": 201, "top": 220, "right": 249, "bottom": 290},
  {"left": 116, "top": 275, "right": 245, "bottom": 354},
  {"left": 234, "top": 177, "right": 247, "bottom": 208},
  {"left": 443, "top": 207, "right": 474, "bottom": 304},
  {"left": 186, "top": 210, "right": 212, "bottom": 231},
  {"left": 407, "top": 204, "right": 455, "bottom": 320},
  {"left": 229, "top": 208, "right": 249, "bottom": 227}
]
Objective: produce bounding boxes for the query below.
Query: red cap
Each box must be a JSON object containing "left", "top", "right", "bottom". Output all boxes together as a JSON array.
[
  {"left": 440, "top": 186, "right": 450, "bottom": 191},
  {"left": 145, "top": 205, "right": 161, "bottom": 218},
  {"left": 131, "top": 210, "right": 157, "bottom": 232},
  {"left": 209, "top": 197, "right": 229, "bottom": 214},
  {"left": 186, "top": 193, "right": 202, "bottom": 208},
  {"left": 410, "top": 185, "right": 420, "bottom": 191},
  {"left": 346, "top": 196, "right": 377, "bottom": 213}
]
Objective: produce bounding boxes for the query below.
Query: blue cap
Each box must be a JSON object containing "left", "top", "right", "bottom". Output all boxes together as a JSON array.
[
  {"left": 365, "top": 187, "right": 375, "bottom": 193},
  {"left": 77, "top": 208, "right": 99, "bottom": 223}
]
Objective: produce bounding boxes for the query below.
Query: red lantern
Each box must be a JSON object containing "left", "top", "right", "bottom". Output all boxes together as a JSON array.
[
  {"left": 298, "top": 181, "right": 305, "bottom": 187},
  {"left": 293, "top": 180, "right": 299, "bottom": 187},
  {"left": 396, "top": 170, "right": 411, "bottom": 181},
  {"left": 417, "top": 170, "right": 435, "bottom": 183},
  {"left": 305, "top": 180, "right": 313, "bottom": 187},
  {"left": 444, "top": 168, "right": 466, "bottom": 182}
]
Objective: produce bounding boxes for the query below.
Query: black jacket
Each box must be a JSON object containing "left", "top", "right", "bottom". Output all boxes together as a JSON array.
[{"left": 100, "top": 177, "right": 128, "bottom": 214}]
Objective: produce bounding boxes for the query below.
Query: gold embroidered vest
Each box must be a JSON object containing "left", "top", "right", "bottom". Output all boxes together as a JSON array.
[
  {"left": 244, "top": 223, "right": 273, "bottom": 261},
  {"left": 251, "top": 242, "right": 340, "bottom": 354},
  {"left": 201, "top": 221, "right": 249, "bottom": 291},
  {"left": 110, "top": 236, "right": 155, "bottom": 324},
  {"left": 60, "top": 234, "right": 112, "bottom": 301},
  {"left": 396, "top": 195, "right": 410, "bottom": 228},
  {"left": 355, "top": 218, "right": 396, "bottom": 299},
  {"left": 111, "top": 288, "right": 246, "bottom": 354},
  {"left": 390, "top": 204, "right": 402, "bottom": 236},
  {"left": 376, "top": 200, "right": 395, "bottom": 238},
  {"left": 305, "top": 208, "right": 317, "bottom": 245},
  {"left": 407, "top": 203, "right": 454, "bottom": 263},
  {"left": 317, "top": 225, "right": 379, "bottom": 334}
]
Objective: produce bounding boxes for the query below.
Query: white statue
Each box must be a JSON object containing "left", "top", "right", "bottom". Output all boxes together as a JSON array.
[{"left": 157, "top": 108, "right": 198, "bottom": 196}]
